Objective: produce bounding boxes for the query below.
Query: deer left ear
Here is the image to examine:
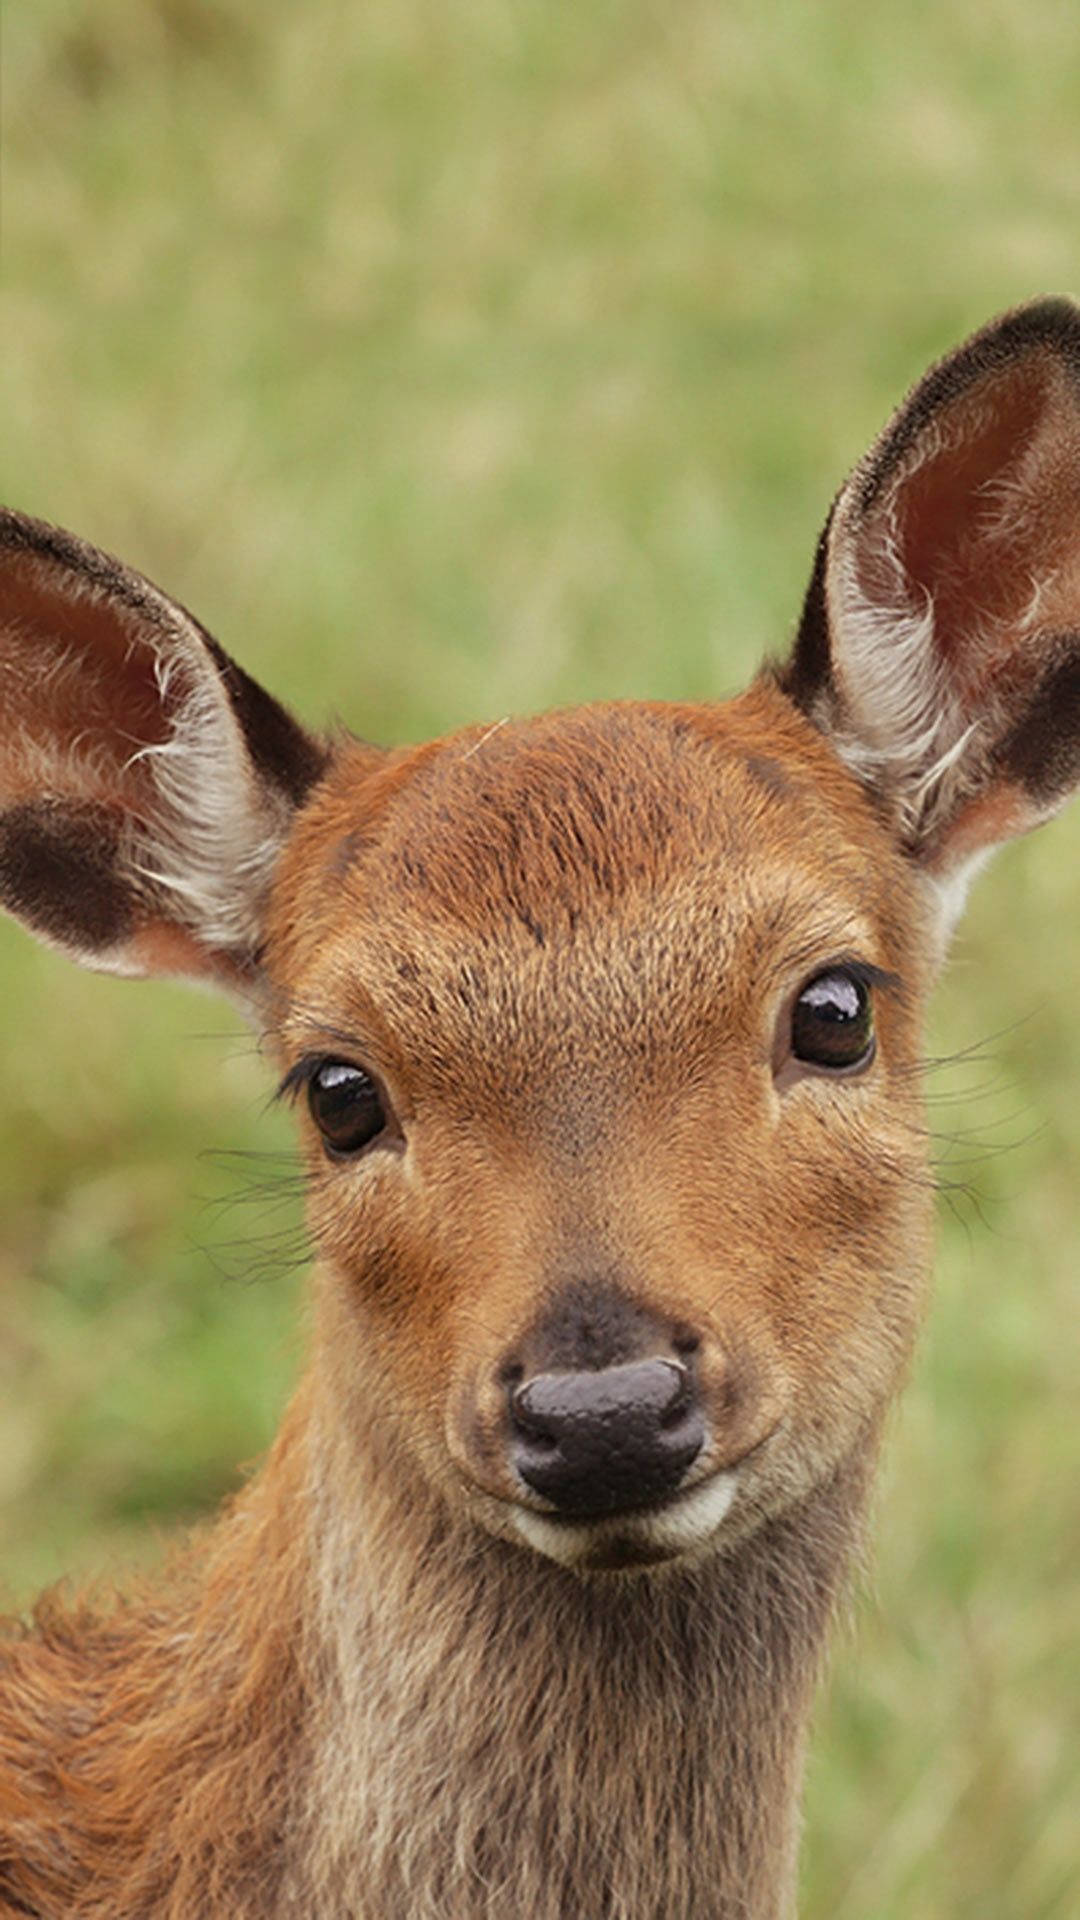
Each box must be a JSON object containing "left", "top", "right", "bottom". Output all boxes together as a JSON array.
[
  {"left": 0, "top": 510, "right": 330, "bottom": 997},
  {"left": 781, "top": 296, "right": 1080, "bottom": 928}
]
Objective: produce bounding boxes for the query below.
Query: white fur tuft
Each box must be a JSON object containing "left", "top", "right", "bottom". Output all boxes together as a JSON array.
[
  {"left": 511, "top": 1471, "right": 739, "bottom": 1568},
  {"left": 828, "top": 499, "right": 977, "bottom": 849},
  {"left": 125, "top": 644, "right": 289, "bottom": 957}
]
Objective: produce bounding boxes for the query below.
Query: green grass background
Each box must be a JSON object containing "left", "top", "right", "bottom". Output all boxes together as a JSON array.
[{"left": 3, "top": 2, "right": 1079, "bottom": 1912}]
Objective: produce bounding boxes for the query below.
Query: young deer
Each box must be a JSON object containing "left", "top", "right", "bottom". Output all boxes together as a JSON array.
[{"left": 1, "top": 298, "right": 1077, "bottom": 1919}]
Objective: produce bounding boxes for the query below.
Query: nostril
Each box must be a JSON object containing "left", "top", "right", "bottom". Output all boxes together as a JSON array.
[
  {"left": 657, "top": 1362, "right": 692, "bottom": 1426},
  {"left": 672, "top": 1327, "right": 701, "bottom": 1359}
]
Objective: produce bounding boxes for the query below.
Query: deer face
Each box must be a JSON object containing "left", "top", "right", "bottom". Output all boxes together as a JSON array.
[{"left": 266, "top": 689, "right": 934, "bottom": 1570}]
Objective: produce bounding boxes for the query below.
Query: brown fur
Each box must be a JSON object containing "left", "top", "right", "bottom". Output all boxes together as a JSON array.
[{"left": 4, "top": 300, "right": 1080, "bottom": 1918}]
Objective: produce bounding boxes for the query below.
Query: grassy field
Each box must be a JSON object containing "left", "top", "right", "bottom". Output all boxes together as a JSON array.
[{"left": 3, "top": 2, "right": 1079, "bottom": 1912}]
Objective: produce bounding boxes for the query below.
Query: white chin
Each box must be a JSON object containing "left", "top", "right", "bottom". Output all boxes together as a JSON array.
[{"left": 510, "top": 1472, "right": 739, "bottom": 1570}]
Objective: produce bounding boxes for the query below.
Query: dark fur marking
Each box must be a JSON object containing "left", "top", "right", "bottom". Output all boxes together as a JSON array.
[
  {"left": 995, "top": 636, "right": 1080, "bottom": 804},
  {"left": 358, "top": 1245, "right": 414, "bottom": 1313},
  {"left": 742, "top": 753, "right": 796, "bottom": 803},
  {"left": 199, "top": 629, "right": 329, "bottom": 807},
  {"left": 0, "top": 801, "right": 132, "bottom": 951},
  {"left": 0, "top": 1881, "right": 41, "bottom": 1917},
  {"left": 329, "top": 829, "right": 365, "bottom": 879},
  {"left": 780, "top": 512, "right": 834, "bottom": 711}
]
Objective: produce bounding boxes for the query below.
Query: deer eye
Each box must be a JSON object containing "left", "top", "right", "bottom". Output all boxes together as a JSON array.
[
  {"left": 791, "top": 969, "right": 875, "bottom": 1072},
  {"left": 308, "top": 1060, "right": 388, "bottom": 1155}
]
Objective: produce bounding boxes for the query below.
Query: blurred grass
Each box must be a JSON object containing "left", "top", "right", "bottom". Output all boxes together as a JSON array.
[{"left": 2, "top": 1, "right": 1079, "bottom": 1913}]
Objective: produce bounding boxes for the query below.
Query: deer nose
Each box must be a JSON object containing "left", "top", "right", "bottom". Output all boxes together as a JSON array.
[{"left": 508, "top": 1357, "right": 705, "bottom": 1517}]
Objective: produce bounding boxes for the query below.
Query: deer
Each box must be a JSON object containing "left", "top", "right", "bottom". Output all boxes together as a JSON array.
[{"left": 0, "top": 296, "right": 1077, "bottom": 1919}]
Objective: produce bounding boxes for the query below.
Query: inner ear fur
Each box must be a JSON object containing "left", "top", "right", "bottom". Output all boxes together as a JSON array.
[
  {"left": 782, "top": 296, "right": 1080, "bottom": 882},
  {"left": 0, "top": 509, "right": 329, "bottom": 988}
]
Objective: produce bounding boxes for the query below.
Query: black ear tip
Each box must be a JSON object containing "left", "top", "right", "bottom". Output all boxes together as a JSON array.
[
  {"left": 940, "top": 295, "right": 1080, "bottom": 392},
  {"left": 0, "top": 506, "right": 117, "bottom": 584},
  {"left": 980, "top": 293, "right": 1080, "bottom": 355},
  {"left": 0, "top": 506, "right": 48, "bottom": 555},
  {"left": 1013, "top": 292, "right": 1080, "bottom": 326}
]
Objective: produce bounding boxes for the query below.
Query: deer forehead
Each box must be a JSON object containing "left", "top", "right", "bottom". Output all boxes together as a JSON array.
[{"left": 268, "top": 690, "right": 926, "bottom": 1089}]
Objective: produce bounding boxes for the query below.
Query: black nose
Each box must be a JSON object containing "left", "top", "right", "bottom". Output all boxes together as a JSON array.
[{"left": 508, "top": 1357, "right": 705, "bottom": 1517}]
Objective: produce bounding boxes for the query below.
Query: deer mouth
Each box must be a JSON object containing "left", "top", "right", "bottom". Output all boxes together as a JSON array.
[{"left": 509, "top": 1468, "right": 741, "bottom": 1571}]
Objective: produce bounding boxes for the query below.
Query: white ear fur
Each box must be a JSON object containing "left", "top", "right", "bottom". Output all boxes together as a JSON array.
[
  {"left": 829, "top": 527, "right": 968, "bottom": 835},
  {"left": 123, "top": 631, "right": 293, "bottom": 960}
]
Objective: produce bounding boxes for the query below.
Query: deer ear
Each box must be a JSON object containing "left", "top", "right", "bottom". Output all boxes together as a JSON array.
[
  {"left": 782, "top": 296, "right": 1080, "bottom": 927},
  {"left": 0, "top": 510, "right": 329, "bottom": 996}
]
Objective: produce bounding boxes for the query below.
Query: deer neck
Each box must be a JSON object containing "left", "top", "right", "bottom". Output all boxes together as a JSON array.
[{"left": 288, "top": 1396, "right": 876, "bottom": 1920}]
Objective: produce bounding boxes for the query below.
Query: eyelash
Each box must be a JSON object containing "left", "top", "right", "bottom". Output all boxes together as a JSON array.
[
  {"left": 794, "top": 956, "right": 899, "bottom": 998},
  {"left": 275, "top": 1056, "right": 326, "bottom": 1105}
]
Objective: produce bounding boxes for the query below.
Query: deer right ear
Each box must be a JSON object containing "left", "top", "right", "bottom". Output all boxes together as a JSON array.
[
  {"left": 0, "top": 510, "right": 330, "bottom": 997},
  {"left": 781, "top": 296, "right": 1080, "bottom": 929}
]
